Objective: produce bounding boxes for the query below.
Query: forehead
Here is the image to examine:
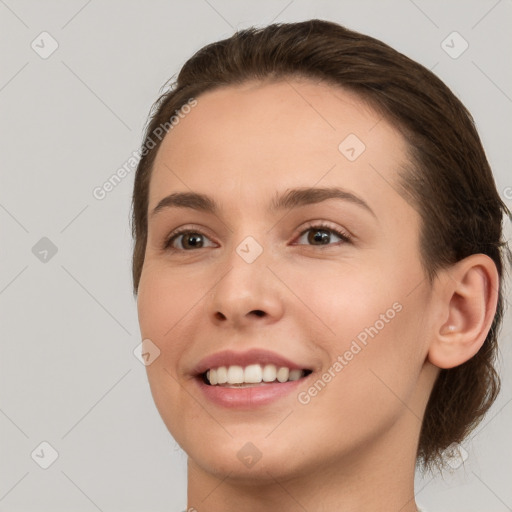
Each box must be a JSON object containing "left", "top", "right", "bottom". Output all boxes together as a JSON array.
[{"left": 149, "top": 79, "right": 412, "bottom": 218}]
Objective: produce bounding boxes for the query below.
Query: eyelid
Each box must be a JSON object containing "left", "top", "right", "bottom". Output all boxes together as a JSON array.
[
  {"left": 163, "top": 220, "right": 353, "bottom": 251},
  {"left": 291, "top": 220, "right": 353, "bottom": 244},
  {"left": 163, "top": 224, "right": 218, "bottom": 250}
]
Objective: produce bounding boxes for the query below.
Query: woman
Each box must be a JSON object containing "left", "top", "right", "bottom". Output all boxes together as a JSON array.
[{"left": 131, "top": 20, "right": 510, "bottom": 511}]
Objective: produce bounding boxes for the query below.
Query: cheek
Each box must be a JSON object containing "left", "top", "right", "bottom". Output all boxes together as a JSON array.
[
  {"left": 136, "top": 264, "right": 211, "bottom": 395},
  {"left": 322, "top": 292, "right": 429, "bottom": 420},
  {"left": 287, "top": 261, "right": 427, "bottom": 397},
  {"left": 137, "top": 263, "right": 206, "bottom": 339},
  {"left": 137, "top": 266, "right": 206, "bottom": 438},
  {"left": 295, "top": 304, "right": 425, "bottom": 449},
  {"left": 277, "top": 259, "right": 402, "bottom": 345}
]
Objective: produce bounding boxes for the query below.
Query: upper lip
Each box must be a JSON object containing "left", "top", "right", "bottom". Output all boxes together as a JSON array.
[{"left": 193, "top": 348, "right": 312, "bottom": 376}]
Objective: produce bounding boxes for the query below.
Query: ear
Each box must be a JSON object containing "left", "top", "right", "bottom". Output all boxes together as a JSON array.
[{"left": 428, "top": 254, "right": 499, "bottom": 369}]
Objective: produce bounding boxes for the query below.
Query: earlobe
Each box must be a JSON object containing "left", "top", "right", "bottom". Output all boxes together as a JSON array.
[{"left": 428, "top": 254, "right": 499, "bottom": 370}]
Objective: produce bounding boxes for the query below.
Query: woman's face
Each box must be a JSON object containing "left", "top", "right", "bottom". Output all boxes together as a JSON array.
[{"left": 137, "top": 79, "right": 439, "bottom": 482}]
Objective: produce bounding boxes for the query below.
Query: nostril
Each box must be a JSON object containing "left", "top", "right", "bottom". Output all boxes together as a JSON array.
[{"left": 214, "top": 310, "right": 265, "bottom": 321}]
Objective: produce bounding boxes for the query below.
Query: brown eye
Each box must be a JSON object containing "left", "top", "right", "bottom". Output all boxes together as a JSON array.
[
  {"left": 180, "top": 232, "right": 204, "bottom": 249},
  {"left": 296, "top": 225, "right": 351, "bottom": 246},
  {"left": 308, "top": 228, "right": 331, "bottom": 245},
  {"left": 164, "top": 230, "right": 216, "bottom": 251}
]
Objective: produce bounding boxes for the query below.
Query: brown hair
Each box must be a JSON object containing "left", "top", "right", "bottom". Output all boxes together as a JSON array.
[{"left": 130, "top": 19, "right": 511, "bottom": 471}]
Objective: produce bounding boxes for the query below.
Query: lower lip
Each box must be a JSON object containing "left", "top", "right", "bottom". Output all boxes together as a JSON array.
[{"left": 195, "top": 375, "right": 309, "bottom": 408}]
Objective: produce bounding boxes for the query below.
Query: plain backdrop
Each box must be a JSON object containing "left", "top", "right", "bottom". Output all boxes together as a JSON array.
[{"left": 1, "top": 1, "right": 511, "bottom": 511}]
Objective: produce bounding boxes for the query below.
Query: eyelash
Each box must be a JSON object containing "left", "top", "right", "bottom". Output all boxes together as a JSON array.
[{"left": 163, "top": 222, "right": 352, "bottom": 252}]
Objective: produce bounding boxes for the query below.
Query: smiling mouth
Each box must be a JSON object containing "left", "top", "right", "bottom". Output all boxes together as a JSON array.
[{"left": 201, "top": 363, "right": 313, "bottom": 387}]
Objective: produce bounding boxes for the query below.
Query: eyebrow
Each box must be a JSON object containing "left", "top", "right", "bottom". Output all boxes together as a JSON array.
[{"left": 150, "top": 187, "right": 376, "bottom": 219}]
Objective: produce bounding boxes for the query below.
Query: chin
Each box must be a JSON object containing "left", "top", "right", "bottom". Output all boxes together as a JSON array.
[
  {"left": 184, "top": 429, "right": 314, "bottom": 483},
  {"left": 192, "top": 450, "right": 306, "bottom": 484}
]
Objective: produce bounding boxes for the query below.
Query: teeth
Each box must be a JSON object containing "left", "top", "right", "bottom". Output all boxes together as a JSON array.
[
  {"left": 205, "top": 364, "right": 308, "bottom": 386},
  {"left": 244, "top": 364, "right": 262, "bottom": 383},
  {"left": 262, "top": 364, "right": 277, "bottom": 382},
  {"left": 277, "top": 367, "right": 289, "bottom": 382},
  {"left": 288, "top": 369, "right": 302, "bottom": 381},
  {"left": 227, "top": 365, "right": 244, "bottom": 384},
  {"left": 216, "top": 366, "right": 228, "bottom": 384}
]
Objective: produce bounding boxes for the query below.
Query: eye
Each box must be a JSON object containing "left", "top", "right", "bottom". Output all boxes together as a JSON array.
[
  {"left": 163, "top": 223, "right": 351, "bottom": 252},
  {"left": 294, "top": 223, "right": 351, "bottom": 246},
  {"left": 164, "top": 229, "right": 217, "bottom": 251}
]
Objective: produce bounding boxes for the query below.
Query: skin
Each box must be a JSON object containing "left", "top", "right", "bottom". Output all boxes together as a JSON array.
[{"left": 136, "top": 78, "right": 499, "bottom": 511}]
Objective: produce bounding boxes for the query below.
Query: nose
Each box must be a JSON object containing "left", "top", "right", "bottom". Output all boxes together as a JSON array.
[{"left": 206, "top": 244, "right": 285, "bottom": 329}]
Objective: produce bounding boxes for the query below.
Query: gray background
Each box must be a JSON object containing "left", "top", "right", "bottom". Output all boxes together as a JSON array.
[{"left": 1, "top": 0, "right": 511, "bottom": 511}]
